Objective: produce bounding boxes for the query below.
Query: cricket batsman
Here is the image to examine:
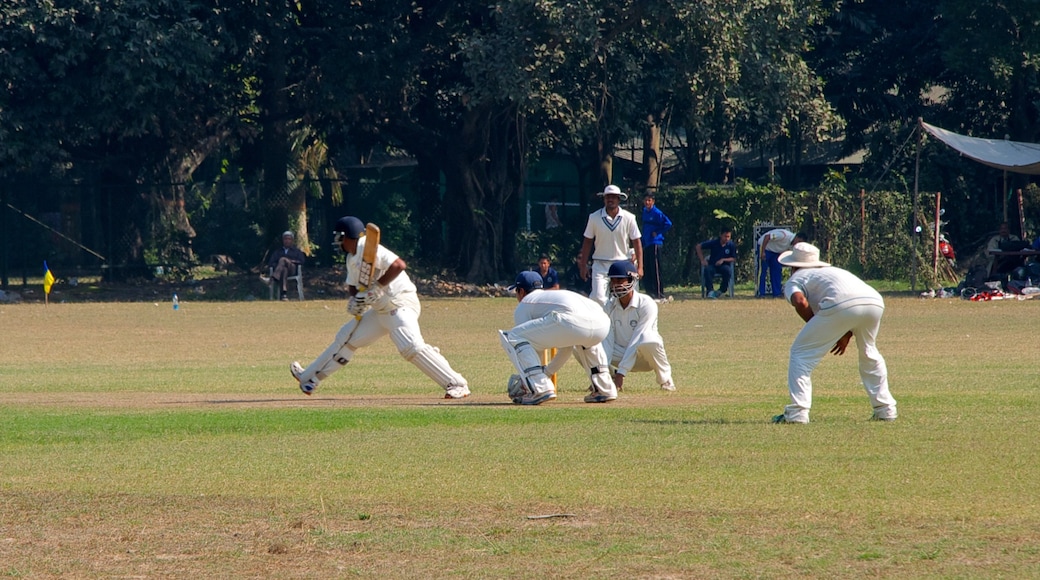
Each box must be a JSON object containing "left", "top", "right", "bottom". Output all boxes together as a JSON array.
[
  {"left": 500, "top": 270, "right": 617, "bottom": 405},
  {"left": 772, "top": 242, "right": 897, "bottom": 424},
  {"left": 290, "top": 216, "right": 471, "bottom": 399},
  {"left": 602, "top": 261, "right": 675, "bottom": 392}
]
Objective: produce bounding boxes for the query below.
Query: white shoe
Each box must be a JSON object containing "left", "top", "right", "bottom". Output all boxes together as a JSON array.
[
  {"left": 519, "top": 390, "right": 556, "bottom": 405},
  {"left": 660, "top": 380, "right": 676, "bottom": 391},
  {"left": 290, "top": 361, "right": 318, "bottom": 395},
  {"left": 260, "top": 274, "right": 271, "bottom": 284},
  {"left": 584, "top": 386, "right": 617, "bottom": 403},
  {"left": 444, "top": 383, "right": 471, "bottom": 399}
]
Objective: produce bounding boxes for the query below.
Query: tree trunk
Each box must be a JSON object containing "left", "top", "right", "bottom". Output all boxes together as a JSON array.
[
  {"left": 644, "top": 112, "right": 664, "bottom": 193},
  {"left": 258, "top": 25, "right": 291, "bottom": 244},
  {"left": 440, "top": 105, "right": 523, "bottom": 283}
]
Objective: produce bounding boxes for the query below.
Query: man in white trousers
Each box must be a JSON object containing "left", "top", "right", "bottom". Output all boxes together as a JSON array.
[
  {"left": 578, "top": 184, "right": 642, "bottom": 305},
  {"left": 290, "top": 216, "right": 470, "bottom": 399},
  {"left": 773, "top": 242, "right": 897, "bottom": 424},
  {"left": 757, "top": 228, "right": 806, "bottom": 297},
  {"left": 602, "top": 261, "right": 675, "bottom": 392},
  {"left": 500, "top": 271, "right": 617, "bottom": 405}
]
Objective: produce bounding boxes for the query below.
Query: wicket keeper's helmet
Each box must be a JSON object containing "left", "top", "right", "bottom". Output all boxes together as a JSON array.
[
  {"left": 607, "top": 260, "right": 638, "bottom": 298},
  {"left": 333, "top": 216, "right": 366, "bottom": 245}
]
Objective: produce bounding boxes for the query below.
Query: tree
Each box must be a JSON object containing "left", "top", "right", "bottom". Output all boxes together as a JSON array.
[{"left": 0, "top": 0, "right": 242, "bottom": 266}]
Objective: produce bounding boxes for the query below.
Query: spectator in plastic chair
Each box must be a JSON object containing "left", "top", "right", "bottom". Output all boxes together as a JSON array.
[
  {"left": 266, "top": 230, "right": 306, "bottom": 300},
  {"left": 696, "top": 226, "right": 737, "bottom": 297}
]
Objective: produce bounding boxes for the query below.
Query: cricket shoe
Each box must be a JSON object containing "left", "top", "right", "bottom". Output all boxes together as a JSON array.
[
  {"left": 444, "top": 383, "right": 471, "bottom": 399},
  {"left": 518, "top": 390, "right": 556, "bottom": 405},
  {"left": 869, "top": 412, "right": 897, "bottom": 422},
  {"left": 583, "top": 387, "right": 617, "bottom": 404},
  {"left": 290, "top": 361, "right": 319, "bottom": 395},
  {"left": 660, "top": 380, "right": 676, "bottom": 392},
  {"left": 771, "top": 413, "right": 808, "bottom": 424}
]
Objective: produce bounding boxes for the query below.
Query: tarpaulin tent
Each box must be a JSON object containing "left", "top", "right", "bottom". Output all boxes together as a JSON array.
[
  {"left": 912, "top": 119, "right": 1040, "bottom": 289},
  {"left": 920, "top": 121, "right": 1040, "bottom": 175}
]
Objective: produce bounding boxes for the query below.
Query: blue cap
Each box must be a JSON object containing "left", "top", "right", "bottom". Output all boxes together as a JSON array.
[{"left": 508, "top": 270, "right": 544, "bottom": 292}]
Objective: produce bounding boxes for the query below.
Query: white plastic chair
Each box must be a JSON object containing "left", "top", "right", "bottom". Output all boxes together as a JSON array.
[{"left": 268, "top": 264, "right": 304, "bottom": 300}]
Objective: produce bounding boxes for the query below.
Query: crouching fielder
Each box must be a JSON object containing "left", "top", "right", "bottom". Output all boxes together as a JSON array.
[
  {"left": 500, "top": 271, "right": 617, "bottom": 405},
  {"left": 772, "top": 242, "right": 897, "bottom": 424},
  {"left": 603, "top": 261, "right": 674, "bottom": 392},
  {"left": 290, "top": 216, "right": 470, "bottom": 399}
]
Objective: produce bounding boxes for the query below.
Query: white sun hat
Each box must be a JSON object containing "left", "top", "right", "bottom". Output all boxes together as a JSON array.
[
  {"left": 597, "top": 184, "right": 628, "bottom": 201},
  {"left": 778, "top": 242, "right": 830, "bottom": 268}
]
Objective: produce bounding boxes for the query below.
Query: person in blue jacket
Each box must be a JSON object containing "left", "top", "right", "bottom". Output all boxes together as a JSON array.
[{"left": 640, "top": 192, "right": 673, "bottom": 301}]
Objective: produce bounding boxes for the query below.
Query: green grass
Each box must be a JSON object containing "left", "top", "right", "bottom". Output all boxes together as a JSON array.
[{"left": 0, "top": 295, "right": 1038, "bottom": 577}]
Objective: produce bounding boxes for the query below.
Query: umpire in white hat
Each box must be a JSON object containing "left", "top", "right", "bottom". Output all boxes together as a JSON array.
[
  {"left": 772, "top": 242, "right": 898, "bottom": 424},
  {"left": 578, "top": 184, "right": 643, "bottom": 305}
]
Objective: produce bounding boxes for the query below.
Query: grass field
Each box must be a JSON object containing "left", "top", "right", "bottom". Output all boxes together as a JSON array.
[{"left": 1, "top": 293, "right": 1038, "bottom": 578}]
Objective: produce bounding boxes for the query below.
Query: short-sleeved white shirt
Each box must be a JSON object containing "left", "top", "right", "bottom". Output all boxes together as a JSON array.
[
  {"left": 759, "top": 229, "right": 797, "bottom": 253},
  {"left": 784, "top": 266, "right": 884, "bottom": 314},
  {"left": 346, "top": 237, "right": 420, "bottom": 311},
  {"left": 583, "top": 208, "right": 641, "bottom": 261}
]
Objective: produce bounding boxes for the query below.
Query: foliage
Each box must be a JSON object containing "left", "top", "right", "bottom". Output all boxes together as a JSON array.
[{"left": 657, "top": 173, "right": 913, "bottom": 285}]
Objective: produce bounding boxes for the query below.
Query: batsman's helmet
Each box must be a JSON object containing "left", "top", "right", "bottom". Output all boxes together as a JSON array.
[
  {"left": 332, "top": 216, "right": 366, "bottom": 245},
  {"left": 607, "top": 260, "right": 638, "bottom": 298}
]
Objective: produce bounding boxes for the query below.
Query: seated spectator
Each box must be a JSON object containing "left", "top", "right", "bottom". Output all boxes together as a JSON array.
[
  {"left": 986, "top": 222, "right": 1023, "bottom": 276},
  {"left": 537, "top": 254, "right": 560, "bottom": 289},
  {"left": 265, "top": 230, "right": 306, "bottom": 300},
  {"left": 696, "top": 226, "right": 737, "bottom": 297}
]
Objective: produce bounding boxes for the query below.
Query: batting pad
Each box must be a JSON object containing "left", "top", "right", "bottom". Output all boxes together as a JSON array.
[
  {"left": 402, "top": 343, "right": 467, "bottom": 389},
  {"left": 573, "top": 343, "right": 616, "bottom": 396},
  {"left": 498, "top": 330, "right": 554, "bottom": 395},
  {"left": 300, "top": 318, "right": 360, "bottom": 382}
]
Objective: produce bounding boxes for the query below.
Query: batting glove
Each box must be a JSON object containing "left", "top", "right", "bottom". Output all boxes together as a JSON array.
[
  {"left": 347, "top": 295, "right": 368, "bottom": 317},
  {"left": 362, "top": 283, "right": 391, "bottom": 311}
]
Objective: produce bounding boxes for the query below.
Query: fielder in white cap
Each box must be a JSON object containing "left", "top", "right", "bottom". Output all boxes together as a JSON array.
[
  {"left": 773, "top": 242, "right": 897, "bottom": 424},
  {"left": 578, "top": 184, "right": 643, "bottom": 305}
]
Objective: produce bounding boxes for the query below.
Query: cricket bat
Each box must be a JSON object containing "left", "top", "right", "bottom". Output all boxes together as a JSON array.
[{"left": 355, "top": 223, "right": 381, "bottom": 318}]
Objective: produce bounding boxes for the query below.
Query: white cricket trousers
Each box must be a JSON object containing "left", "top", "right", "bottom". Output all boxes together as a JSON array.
[
  {"left": 786, "top": 303, "right": 896, "bottom": 422},
  {"left": 510, "top": 311, "right": 615, "bottom": 397},
  {"left": 588, "top": 260, "right": 612, "bottom": 305},
  {"left": 608, "top": 339, "right": 672, "bottom": 386},
  {"left": 589, "top": 259, "right": 639, "bottom": 305}
]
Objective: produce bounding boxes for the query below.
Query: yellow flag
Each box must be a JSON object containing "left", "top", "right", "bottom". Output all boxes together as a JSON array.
[{"left": 43, "top": 262, "right": 55, "bottom": 295}]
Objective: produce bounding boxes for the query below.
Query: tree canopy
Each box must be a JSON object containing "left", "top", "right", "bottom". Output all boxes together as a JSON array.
[{"left": 3, "top": 0, "right": 1039, "bottom": 281}]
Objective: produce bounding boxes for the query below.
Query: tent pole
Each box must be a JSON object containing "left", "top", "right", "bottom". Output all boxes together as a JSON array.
[
  {"left": 1018, "top": 188, "right": 1026, "bottom": 238},
  {"left": 912, "top": 118, "right": 922, "bottom": 292},
  {"left": 1003, "top": 171, "right": 1008, "bottom": 222},
  {"left": 933, "top": 191, "right": 941, "bottom": 288}
]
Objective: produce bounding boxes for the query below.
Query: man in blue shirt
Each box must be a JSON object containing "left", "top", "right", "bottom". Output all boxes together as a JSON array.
[
  {"left": 640, "top": 192, "right": 673, "bottom": 301},
  {"left": 536, "top": 254, "right": 560, "bottom": 289},
  {"left": 696, "top": 226, "right": 737, "bottom": 297}
]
